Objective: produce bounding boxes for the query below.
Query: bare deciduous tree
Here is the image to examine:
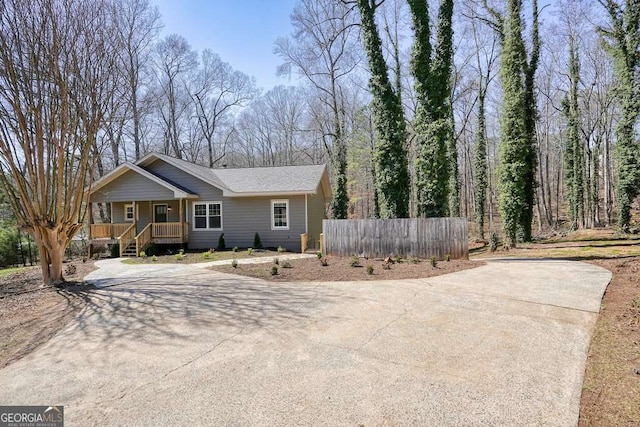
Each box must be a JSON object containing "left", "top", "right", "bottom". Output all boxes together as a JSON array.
[{"left": 0, "top": 0, "right": 119, "bottom": 285}]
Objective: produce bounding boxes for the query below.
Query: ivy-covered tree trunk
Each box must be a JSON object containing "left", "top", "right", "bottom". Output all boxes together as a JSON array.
[
  {"left": 474, "top": 88, "right": 488, "bottom": 239},
  {"left": 498, "top": 0, "right": 529, "bottom": 247},
  {"left": 520, "top": 0, "right": 540, "bottom": 242},
  {"left": 408, "top": 0, "right": 455, "bottom": 218},
  {"left": 563, "top": 33, "right": 584, "bottom": 230},
  {"left": 356, "top": 0, "right": 410, "bottom": 218},
  {"left": 600, "top": 1, "right": 640, "bottom": 232}
]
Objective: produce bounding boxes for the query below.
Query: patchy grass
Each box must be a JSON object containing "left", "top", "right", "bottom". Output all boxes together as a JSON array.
[{"left": 0, "top": 266, "right": 28, "bottom": 279}]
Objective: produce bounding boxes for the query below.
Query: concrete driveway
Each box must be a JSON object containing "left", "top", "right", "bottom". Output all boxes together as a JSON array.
[{"left": 0, "top": 258, "right": 610, "bottom": 426}]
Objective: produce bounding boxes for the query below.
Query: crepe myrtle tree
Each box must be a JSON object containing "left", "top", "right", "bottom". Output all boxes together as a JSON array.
[{"left": 0, "top": 0, "right": 119, "bottom": 285}]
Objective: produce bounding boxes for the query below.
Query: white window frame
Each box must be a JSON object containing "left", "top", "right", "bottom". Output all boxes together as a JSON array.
[
  {"left": 271, "top": 199, "right": 289, "bottom": 230},
  {"left": 192, "top": 201, "right": 223, "bottom": 231},
  {"left": 124, "top": 204, "right": 134, "bottom": 222}
]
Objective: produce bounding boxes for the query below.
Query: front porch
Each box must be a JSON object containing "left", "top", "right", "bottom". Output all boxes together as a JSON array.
[{"left": 89, "top": 199, "right": 189, "bottom": 257}]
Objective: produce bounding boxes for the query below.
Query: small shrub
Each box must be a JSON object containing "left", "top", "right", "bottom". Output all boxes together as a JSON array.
[
  {"left": 174, "top": 252, "right": 184, "bottom": 261},
  {"left": 253, "top": 232, "right": 263, "bottom": 249},
  {"left": 271, "top": 265, "right": 279, "bottom": 276},
  {"left": 146, "top": 244, "right": 157, "bottom": 256},
  {"left": 366, "top": 264, "right": 374, "bottom": 275},
  {"left": 490, "top": 232, "right": 499, "bottom": 252},
  {"left": 445, "top": 253, "right": 451, "bottom": 262},
  {"left": 631, "top": 296, "right": 640, "bottom": 311},
  {"left": 217, "top": 233, "right": 226, "bottom": 251},
  {"left": 202, "top": 250, "right": 212, "bottom": 259},
  {"left": 349, "top": 254, "right": 360, "bottom": 267},
  {"left": 273, "top": 257, "right": 279, "bottom": 265},
  {"left": 317, "top": 252, "right": 323, "bottom": 259},
  {"left": 82, "top": 257, "right": 87, "bottom": 263},
  {"left": 139, "top": 251, "right": 147, "bottom": 258},
  {"left": 410, "top": 257, "right": 420, "bottom": 264},
  {"left": 110, "top": 243, "right": 120, "bottom": 258},
  {"left": 429, "top": 256, "right": 437, "bottom": 268},
  {"left": 93, "top": 253, "right": 100, "bottom": 260},
  {"left": 393, "top": 255, "right": 402, "bottom": 264},
  {"left": 382, "top": 261, "right": 392, "bottom": 270},
  {"left": 231, "top": 259, "right": 238, "bottom": 268},
  {"left": 247, "top": 247, "right": 253, "bottom": 256},
  {"left": 277, "top": 246, "right": 285, "bottom": 253},
  {"left": 232, "top": 246, "right": 239, "bottom": 252},
  {"left": 282, "top": 260, "right": 292, "bottom": 268},
  {"left": 320, "top": 257, "right": 328, "bottom": 266},
  {"left": 152, "top": 255, "right": 158, "bottom": 262}
]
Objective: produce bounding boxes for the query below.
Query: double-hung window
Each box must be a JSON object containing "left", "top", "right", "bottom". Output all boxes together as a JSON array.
[
  {"left": 193, "top": 202, "right": 222, "bottom": 230},
  {"left": 271, "top": 199, "right": 289, "bottom": 230},
  {"left": 124, "top": 204, "right": 134, "bottom": 222}
]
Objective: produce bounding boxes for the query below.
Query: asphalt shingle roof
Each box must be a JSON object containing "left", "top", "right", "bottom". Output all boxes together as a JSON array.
[{"left": 212, "top": 164, "right": 327, "bottom": 194}]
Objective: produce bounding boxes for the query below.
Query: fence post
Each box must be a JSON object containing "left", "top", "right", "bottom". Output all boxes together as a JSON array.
[
  {"left": 319, "top": 233, "right": 324, "bottom": 254},
  {"left": 300, "top": 233, "right": 308, "bottom": 253}
]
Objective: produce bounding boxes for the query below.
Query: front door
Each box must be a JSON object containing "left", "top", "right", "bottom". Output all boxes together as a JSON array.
[{"left": 154, "top": 204, "right": 168, "bottom": 223}]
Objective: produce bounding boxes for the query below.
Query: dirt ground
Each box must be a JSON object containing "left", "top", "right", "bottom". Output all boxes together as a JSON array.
[
  {"left": 0, "top": 260, "right": 96, "bottom": 368},
  {"left": 579, "top": 257, "right": 640, "bottom": 426},
  {"left": 212, "top": 255, "right": 482, "bottom": 282}
]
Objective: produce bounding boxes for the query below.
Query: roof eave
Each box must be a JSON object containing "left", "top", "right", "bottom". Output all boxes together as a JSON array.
[{"left": 223, "top": 190, "right": 316, "bottom": 198}]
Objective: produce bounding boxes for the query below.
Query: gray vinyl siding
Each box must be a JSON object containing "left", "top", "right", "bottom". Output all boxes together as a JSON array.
[
  {"left": 94, "top": 158, "right": 321, "bottom": 251},
  {"left": 306, "top": 185, "right": 327, "bottom": 249},
  {"left": 90, "top": 169, "right": 175, "bottom": 202},
  {"left": 188, "top": 196, "right": 306, "bottom": 251}
]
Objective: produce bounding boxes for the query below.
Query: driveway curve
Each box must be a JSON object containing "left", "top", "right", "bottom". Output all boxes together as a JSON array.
[{"left": 0, "top": 258, "right": 611, "bottom": 426}]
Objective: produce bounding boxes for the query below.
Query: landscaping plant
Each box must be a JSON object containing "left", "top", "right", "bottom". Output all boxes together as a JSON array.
[
  {"left": 366, "top": 264, "right": 374, "bottom": 275},
  {"left": 253, "top": 232, "right": 263, "bottom": 249},
  {"left": 217, "top": 233, "right": 226, "bottom": 251}
]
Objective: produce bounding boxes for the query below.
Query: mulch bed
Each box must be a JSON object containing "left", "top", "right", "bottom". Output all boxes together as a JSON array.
[
  {"left": 212, "top": 255, "right": 483, "bottom": 282},
  {"left": 579, "top": 257, "right": 640, "bottom": 426}
]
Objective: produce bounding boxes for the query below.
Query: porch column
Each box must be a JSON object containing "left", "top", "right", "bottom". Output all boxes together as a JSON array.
[
  {"left": 88, "top": 202, "right": 94, "bottom": 239},
  {"left": 179, "top": 198, "right": 184, "bottom": 242}
]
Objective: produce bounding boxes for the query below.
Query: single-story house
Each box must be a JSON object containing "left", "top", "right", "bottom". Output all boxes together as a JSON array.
[{"left": 87, "top": 153, "right": 331, "bottom": 256}]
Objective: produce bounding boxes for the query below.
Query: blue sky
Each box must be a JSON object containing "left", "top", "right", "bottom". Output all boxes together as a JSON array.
[{"left": 153, "top": 0, "right": 299, "bottom": 91}]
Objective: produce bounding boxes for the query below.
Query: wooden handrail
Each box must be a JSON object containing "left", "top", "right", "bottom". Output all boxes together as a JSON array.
[
  {"left": 118, "top": 224, "right": 136, "bottom": 257},
  {"left": 135, "top": 223, "right": 153, "bottom": 256}
]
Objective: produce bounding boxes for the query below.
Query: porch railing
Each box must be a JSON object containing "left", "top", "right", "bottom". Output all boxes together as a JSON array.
[
  {"left": 118, "top": 224, "right": 136, "bottom": 257},
  {"left": 90, "top": 223, "right": 131, "bottom": 239},
  {"left": 152, "top": 222, "right": 182, "bottom": 238}
]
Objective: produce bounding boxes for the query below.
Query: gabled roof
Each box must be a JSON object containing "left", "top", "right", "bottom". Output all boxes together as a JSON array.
[
  {"left": 213, "top": 164, "right": 331, "bottom": 198},
  {"left": 136, "top": 152, "right": 229, "bottom": 191},
  {"left": 87, "top": 162, "right": 198, "bottom": 199},
  {"left": 135, "top": 153, "right": 331, "bottom": 199}
]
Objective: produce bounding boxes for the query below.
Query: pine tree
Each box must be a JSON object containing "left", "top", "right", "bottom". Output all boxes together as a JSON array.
[
  {"left": 355, "top": 0, "right": 410, "bottom": 218},
  {"left": 408, "top": 0, "right": 455, "bottom": 218},
  {"left": 600, "top": 1, "right": 640, "bottom": 232}
]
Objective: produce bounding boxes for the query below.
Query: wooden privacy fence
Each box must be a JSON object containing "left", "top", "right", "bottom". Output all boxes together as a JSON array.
[{"left": 322, "top": 218, "right": 468, "bottom": 260}]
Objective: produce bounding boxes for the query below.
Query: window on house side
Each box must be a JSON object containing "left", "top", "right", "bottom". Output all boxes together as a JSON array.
[
  {"left": 193, "top": 202, "right": 222, "bottom": 230},
  {"left": 271, "top": 199, "right": 289, "bottom": 230}
]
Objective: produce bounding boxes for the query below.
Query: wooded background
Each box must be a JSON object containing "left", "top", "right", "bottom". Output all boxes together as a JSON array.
[
  {"left": 2, "top": 0, "right": 640, "bottom": 276},
  {"left": 77, "top": 0, "right": 638, "bottom": 238}
]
